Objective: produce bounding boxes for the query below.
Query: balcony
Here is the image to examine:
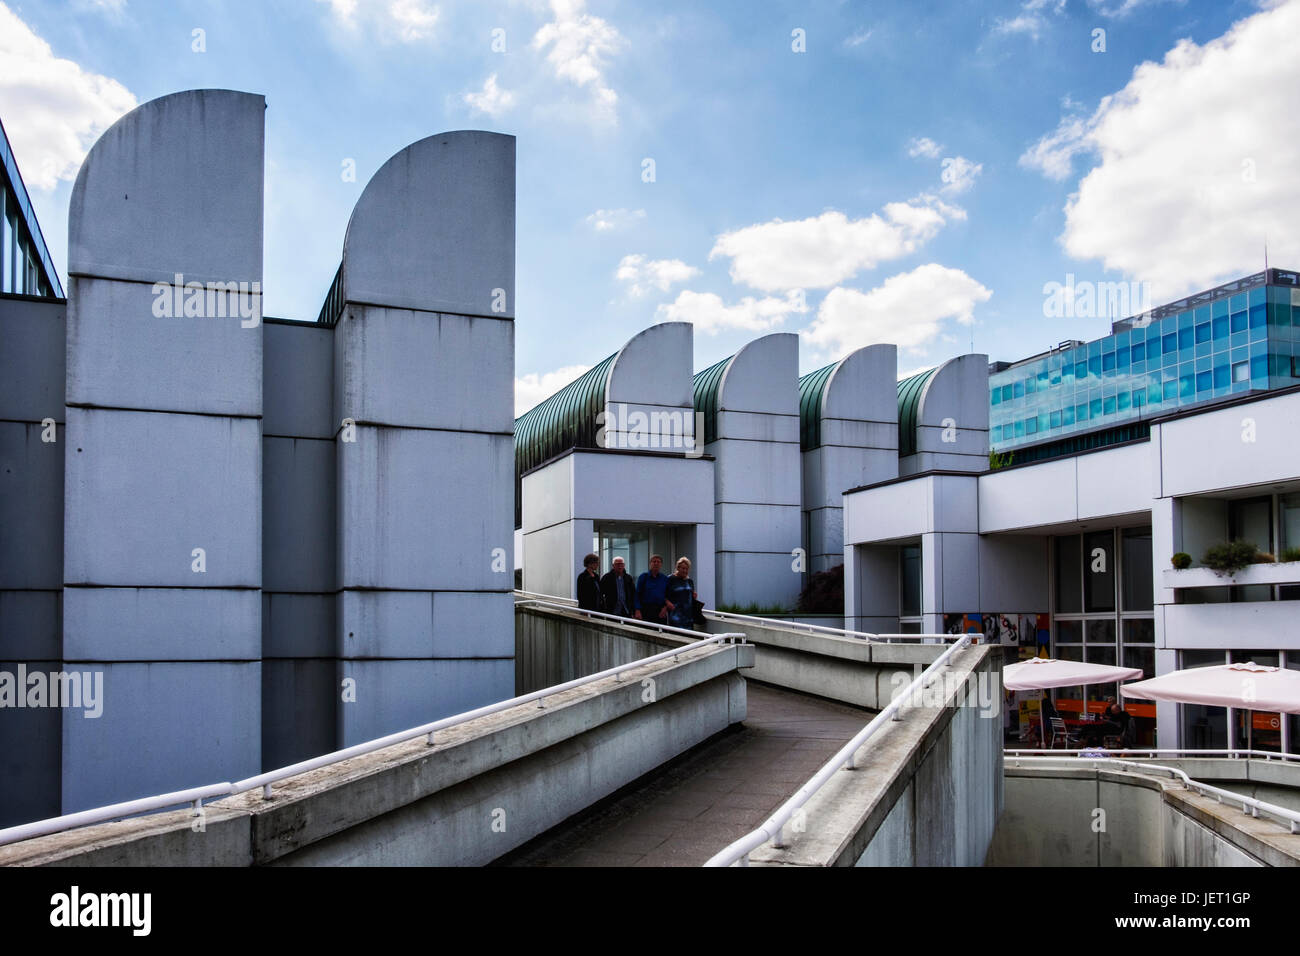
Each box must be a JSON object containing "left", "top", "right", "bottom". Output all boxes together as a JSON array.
[{"left": 1162, "top": 560, "right": 1300, "bottom": 590}]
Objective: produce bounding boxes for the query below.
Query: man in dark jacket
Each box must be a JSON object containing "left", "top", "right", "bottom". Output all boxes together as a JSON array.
[
  {"left": 576, "top": 553, "right": 602, "bottom": 611},
  {"left": 600, "top": 557, "right": 637, "bottom": 618}
]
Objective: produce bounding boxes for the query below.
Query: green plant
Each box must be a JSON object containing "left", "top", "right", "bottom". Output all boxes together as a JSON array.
[
  {"left": 796, "top": 563, "right": 845, "bottom": 614},
  {"left": 1170, "top": 552, "right": 1192, "bottom": 570},
  {"left": 717, "top": 602, "right": 789, "bottom": 615},
  {"left": 988, "top": 449, "right": 1015, "bottom": 471},
  {"left": 1281, "top": 547, "right": 1300, "bottom": 563},
  {"left": 1201, "top": 540, "right": 1259, "bottom": 577}
]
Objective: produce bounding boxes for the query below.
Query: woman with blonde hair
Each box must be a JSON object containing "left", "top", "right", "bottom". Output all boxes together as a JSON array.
[{"left": 663, "top": 557, "right": 697, "bottom": 630}]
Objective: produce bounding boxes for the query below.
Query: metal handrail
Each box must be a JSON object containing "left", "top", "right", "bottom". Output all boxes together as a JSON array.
[
  {"left": 1005, "top": 755, "right": 1300, "bottom": 835},
  {"left": 704, "top": 633, "right": 973, "bottom": 867},
  {"left": 0, "top": 629, "right": 746, "bottom": 849},
  {"left": 515, "top": 596, "right": 732, "bottom": 642},
  {"left": 514, "top": 589, "right": 952, "bottom": 643},
  {"left": 1005, "top": 748, "right": 1300, "bottom": 763}
]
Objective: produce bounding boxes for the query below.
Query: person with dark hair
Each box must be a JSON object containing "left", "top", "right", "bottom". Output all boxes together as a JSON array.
[
  {"left": 576, "top": 553, "right": 602, "bottom": 611},
  {"left": 600, "top": 556, "right": 637, "bottom": 618}
]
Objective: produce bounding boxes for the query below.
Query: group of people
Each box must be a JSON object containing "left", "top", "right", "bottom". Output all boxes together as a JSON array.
[{"left": 576, "top": 553, "right": 702, "bottom": 630}]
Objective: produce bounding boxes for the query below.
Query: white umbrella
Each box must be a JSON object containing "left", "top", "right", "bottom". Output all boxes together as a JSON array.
[
  {"left": 1004, "top": 657, "right": 1143, "bottom": 691},
  {"left": 1005, "top": 658, "right": 1144, "bottom": 749},
  {"left": 1121, "top": 662, "right": 1300, "bottom": 714}
]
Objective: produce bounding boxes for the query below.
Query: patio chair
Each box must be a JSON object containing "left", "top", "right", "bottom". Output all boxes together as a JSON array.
[{"left": 1049, "top": 717, "right": 1078, "bottom": 750}]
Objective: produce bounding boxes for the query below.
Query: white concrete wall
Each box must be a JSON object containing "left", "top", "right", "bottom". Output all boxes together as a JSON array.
[
  {"left": 62, "top": 89, "right": 266, "bottom": 812},
  {"left": 708, "top": 333, "right": 802, "bottom": 607},
  {"left": 333, "top": 130, "right": 516, "bottom": 746},
  {"left": 802, "top": 344, "right": 898, "bottom": 571},
  {"left": 900, "top": 353, "right": 989, "bottom": 476}
]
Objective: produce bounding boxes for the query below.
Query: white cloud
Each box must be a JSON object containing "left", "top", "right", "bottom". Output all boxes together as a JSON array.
[
  {"left": 940, "top": 155, "right": 983, "bottom": 194},
  {"left": 992, "top": 0, "right": 1066, "bottom": 40},
  {"left": 1018, "top": 112, "right": 1092, "bottom": 180},
  {"left": 516, "top": 363, "right": 591, "bottom": 416},
  {"left": 585, "top": 208, "right": 645, "bottom": 231},
  {"left": 844, "top": 29, "right": 873, "bottom": 48},
  {"left": 1087, "top": 0, "right": 1187, "bottom": 19},
  {"left": 532, "top": 0, "right": 624, "bottom": 124},
  {"left": 0, "top": 2, "right": 137, "bottom": 190},
  {"left": 315, "top": 0, "right": 440, "bottom": 43},
  {"left": 463, "top": 74, "right": 515, "bottom": 117},
  {"left": 656, "top": 289, "right": 809, "bottom": 335},
  {"left": 1026, "top": 0, "right": 1300, "bottom": 299},
  {"left": 803, "top": 264, "right": 992, "bottom": 357},
  {"left": 616, "top": 254, "right": 700, "bottom": 296},
  {"left": 709, "top": 198, "right": 964, "bottom": 293},
  {"left": 907, "top": 136, "right": 942, "bottom": 159}
]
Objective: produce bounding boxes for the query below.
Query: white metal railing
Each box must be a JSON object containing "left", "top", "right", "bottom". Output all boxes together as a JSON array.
[
  {"left": 515, "top": 589, "right": 954, "bottom": 644},
  {"left": 0, "top": 628, "right": 746, "bottom": 849},
  {"left": 1005, "top": 755, "right": 1300, "bottom": 835},
  {"left": 514, "top": 596, "right": 727, "bottom": 642},
  {"left": 704, "top": 633, "right": 974, "bottom": 867},
  {"left": 1005, "top": 748, "right": 1300, "bottom": 763}
]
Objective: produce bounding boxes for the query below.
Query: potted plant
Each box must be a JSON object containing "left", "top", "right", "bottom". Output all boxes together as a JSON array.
[
  {"left": 1201, "top": 540, "right": 1259, "bottom": 577},
  {"left": 1170, "top": 552, "right": 1192, "bottom": 570}
]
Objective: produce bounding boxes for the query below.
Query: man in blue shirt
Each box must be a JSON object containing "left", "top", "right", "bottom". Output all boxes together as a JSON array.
[{"left": 635, "top": 554, "right": 669, "bottom": 622}]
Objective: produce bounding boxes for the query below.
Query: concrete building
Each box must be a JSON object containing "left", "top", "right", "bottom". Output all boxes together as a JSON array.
[
  {"left": 515, "top": 322, "right": 716, "bottom": 607},
  {"left": 0, "top": 92, "right": 516, "bottom": 825},
  {"left": 844, "top": 270, "right": 1300, "bottom": 754}
]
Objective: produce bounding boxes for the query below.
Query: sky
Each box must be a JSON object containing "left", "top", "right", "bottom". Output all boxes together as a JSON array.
[{"left": 2, "top": 0, "right": 1298, "bottom": 416}]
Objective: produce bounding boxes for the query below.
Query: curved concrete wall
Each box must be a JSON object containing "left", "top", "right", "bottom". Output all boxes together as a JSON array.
[
  {"left": 802, "top": 343, "right": 898, "bottom": 572},
  {"left": 342, "top": 130, "right": 514, "bottom": 319},
  {"left": 604, "top": 321, "right": 696, "bottom": 452},
  {"left": 901, "top": 352, "right": 989, "bottom": 476},
  {"left": 62, "top": 89, "right": 266, "bottom": 813},
  {"left": 709, "top": 333, "right": 801, "bottom": 608},
  {"left": 333, "top": 131, "right": 517, "bottom": 747}
]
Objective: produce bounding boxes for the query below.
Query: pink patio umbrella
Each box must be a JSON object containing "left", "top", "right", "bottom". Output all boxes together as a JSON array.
[
  {"left": 1004, "top": 657, "right": 1143, "bottom": 691},
  {"left": 1005, "top": 658, "right": 1144, "bottom": 748},
  {"left": 1121, "top": 662, "right": 1300, "bottom": 714}
]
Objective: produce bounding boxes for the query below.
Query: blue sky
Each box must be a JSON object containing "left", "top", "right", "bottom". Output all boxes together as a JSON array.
[{"left": 3, "top": 0, "right": 1297, "bottom": 414}]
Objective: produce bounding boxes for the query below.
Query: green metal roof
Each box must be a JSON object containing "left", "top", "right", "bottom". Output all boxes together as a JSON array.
[
  {"left": 692, "top": 354, "right": 733, "bottom": 446},
  {"left": 798, "top": 362, "right": 838, "bottom": 451},
  {"left": 896, "top": 366, "right": 938, "bottom": 457},
  {"left": 514, "top": 353, "right": 617, "bottom": 526}
]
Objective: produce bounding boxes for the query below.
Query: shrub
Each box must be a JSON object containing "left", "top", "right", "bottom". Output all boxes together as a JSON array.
[
  {"left": 1281, "top": 547, "right": 1300, "bottom": 563},
  {"left": 717, "top": 602, "right": 788, "bottom": 615},
  {"left": 988, "top": 450, "right": 1015, "bottom": 471},
  {"left": 1170, "top": 552, "right": 1192, "bottom": 570},
  {"left": 1202, "top": 540, "right": 1259, "bottom": 577},
  {"left": 796, "top": 564, "right": 844, "bottom": 614},
  {"left": 1253, "top": 552, "right": 1276, "bottom": 564}
]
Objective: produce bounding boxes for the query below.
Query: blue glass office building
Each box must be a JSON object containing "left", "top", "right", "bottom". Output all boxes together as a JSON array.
[{"left": 990, "top": 270, "right": 1300, "bottom": 457}]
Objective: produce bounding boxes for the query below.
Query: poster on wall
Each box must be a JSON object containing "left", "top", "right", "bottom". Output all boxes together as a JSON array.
[{"left": 943, "top": 613, "right": 983, "bottom": 636}]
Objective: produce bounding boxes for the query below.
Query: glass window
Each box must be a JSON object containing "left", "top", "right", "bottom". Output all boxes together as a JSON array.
[
  {"left": 1132, "top": 388, "right": 1145, "bottom": 408},
  {"left": 900, "top": 545, "right": 921, "bottom": 617},
  {"left": 1162, "top": 380, "right": 1177, "bottom": 401},
  {"left": 1130, "top": 342, "right": 1144, "bottom": 363},
  {"left": 1013, "top": 381, "right": 1024, "bottom": 399},
  {"left": 1281, "top": 494, "right": 1300, "bottom": 552},
  {"left": 1250, "top": 304, "right": 1266, "bottom": 329},
  {"left": 1195, "top": 370, "right": 1211, "bottom": 392},
  {"left": 1213, "top": 364, "right": 1229, "bottom": 389},
  {"left": 1117, "top": 390, "right": 1131, "bottom": 411},
  {"left": 1089, "top": 397, "right": 1101, "bottom": 418},
  {"left": 1056, "top": 620, "right": 1083, "bottom": 643},
  {"left": 1194, "top": 323, "right": 1210, "bottom": 344},
  {"left": 1232, "top": 360, "right": 1249, "bottom": 383},
  {"left": 1055, "top": 535, "right": 1082, "bottom": 614},
  {"left": 1102, "top": 395, "right": 1116, "bottom": 415},
  {"left": 1162, "top": 332, "right": 1177, "bottom": 354},
  {"left": 1250, "top": 354, "right": 1268, "bottom": 381},
  {"left": 1049, "top": 410, "right": 1061, "bottom": 428},
  {"left": 1086, "top": 644, "right": 1117, "bottom": 666},
  {"left": 991, "top": 387, "right": 1001, "bottom": 405},
  {"left": 1178, "top": 327, "right": 1194, "bottom": 349},
  {"left": 1084, "top": 530, "right": 1115, "bottom": 612},
  {"left": 1076, "top": 402, "right": 1089, "bottom": 422},
  {"left": 1025, "top": 416, "right": 1037, "bottom": 435},
  {"left": 1086, "top": 619, "right": 1115, "bottom": 644},
  {"left": 1211, "top": 315, "right": 1229, "bottom": 341},
  {"left": 1116, "top": 347, "right": 1130, "bottom": 371},
  {"left": 1121, "top": 527, "right": 1153, "bottom": 611},
  {"left": 1088, "top": 355, "right": 1101, "bottom": 378},
  {"left": 1123, "top": 618, "right": 1155, "bottom": 644},
  {"left": 1062, "top": 404, "right": 1075, "bottom": 426}
]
